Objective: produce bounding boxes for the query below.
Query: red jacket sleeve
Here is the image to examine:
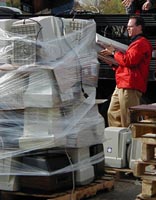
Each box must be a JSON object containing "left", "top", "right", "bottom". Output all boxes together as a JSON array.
[{"left": 114, "top": 41, "right": 147, "bottom": 69}]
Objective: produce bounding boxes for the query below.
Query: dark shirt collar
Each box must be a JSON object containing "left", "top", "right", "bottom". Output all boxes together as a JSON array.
[{"left": 130, "top": 33, "right": 144, "bottom": 44}]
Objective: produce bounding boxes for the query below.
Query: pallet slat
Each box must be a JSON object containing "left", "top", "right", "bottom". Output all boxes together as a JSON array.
[
  {"left": 142, "top": 143, "right": 156, "bottom": 162},
  {"left": 105, "top": 167, "right": 134, "bottom": 180},
  {"left": 129, "top": 104, "right": 156, "bottom": 123},
  {"left": 131, "top": 123, "right": 156, "bottom": 138},
  {"left": 136, "top": 193, "right": 156, "bottom": 200},
  {"left": 140, "top": 138, "right": 156, "bottom": 145},
  {"left": 134, "top": 161, "right": 156, "bottom": 178},
  {"left": 142, "top": 180, "right": 156, "bottom": 197}
]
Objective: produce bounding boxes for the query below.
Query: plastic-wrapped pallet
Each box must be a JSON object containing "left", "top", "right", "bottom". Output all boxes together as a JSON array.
[{"left": 0, "top": 15, "right": 105, "bottom": 192}]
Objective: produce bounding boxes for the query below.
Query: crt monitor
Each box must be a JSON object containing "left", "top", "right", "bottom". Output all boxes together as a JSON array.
[{"left": 11, "top": 16, "right": 63, "bottom": 65}]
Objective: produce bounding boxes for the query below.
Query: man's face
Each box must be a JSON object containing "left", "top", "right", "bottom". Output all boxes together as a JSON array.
[{"left": 127, "top": 18, "right": 142, "bottom": 38}]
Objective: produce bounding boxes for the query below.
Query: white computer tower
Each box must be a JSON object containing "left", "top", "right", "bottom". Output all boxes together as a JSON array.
[
  {"left": 128, "top": 138, "right": 142, "bottom": 170},
  {"left": 103, "top": 127, "right": 132, "bottom": 168}
]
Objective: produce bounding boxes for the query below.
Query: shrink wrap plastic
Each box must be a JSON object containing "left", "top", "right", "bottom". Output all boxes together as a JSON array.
[{"left": 0, "top": 16, "right": 104, "bottom": 182}]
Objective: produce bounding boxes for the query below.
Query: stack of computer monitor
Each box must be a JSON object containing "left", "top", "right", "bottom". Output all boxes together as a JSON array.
[{"left": 0, "top": 16, "right": 105, "bottom": 192}]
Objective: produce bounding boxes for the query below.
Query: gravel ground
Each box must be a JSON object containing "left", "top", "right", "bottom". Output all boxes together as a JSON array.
[{"left": 88, "top": 179, "right": 142, "bottom": 200}]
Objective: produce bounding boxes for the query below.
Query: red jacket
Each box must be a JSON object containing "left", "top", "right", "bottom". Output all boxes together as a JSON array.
[{"left": 114, "top": 36, "right": 152, "bottom": 93}]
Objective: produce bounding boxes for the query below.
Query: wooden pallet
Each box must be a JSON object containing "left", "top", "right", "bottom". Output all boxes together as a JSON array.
[
  {"left": 135, "top": 179, "right": 156, "bottom": 199},
  {"left": 129, "top": 104, "right": 156, "bottom": 124},
  {"left": 130, "top": 104, "right": 156, "bottom": 200},
  {"left": 133, "top": 160, "right": 156, "bottom": 179},
  {"left": 105, "top": 167, "right": 134, "bottom": 180},
  {"left": 141, "top": 143, "right": 156, "bottom": 162},
  {"left": 130, "top": 123, "right": 156, "bottom": 138},
  {"left": 136, "top": 193, "right": 156, "bottom": 200},
  {"left": 1, "top": 175, "right": 114, "bottom": 200}
]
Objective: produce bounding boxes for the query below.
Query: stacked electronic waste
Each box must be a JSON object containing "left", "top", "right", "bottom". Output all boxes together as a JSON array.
[{"left": 0, "top": 16, "right": 105, "bottom": 193}]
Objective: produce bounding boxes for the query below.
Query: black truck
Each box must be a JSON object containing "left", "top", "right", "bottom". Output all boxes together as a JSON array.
[
  {"left": 66, "top": 13, "right": 156, "bottom": 126},
  {"left": 0, "top": 6, "right": 156, "bottom": 126},
  {"left": 19, "top": 1, "right": 156, "bottom": 109}
]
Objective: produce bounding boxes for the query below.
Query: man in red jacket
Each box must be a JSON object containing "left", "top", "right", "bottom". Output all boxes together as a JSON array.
[{"left": 99, "top": 15, "right": 152, "bottom": 127}]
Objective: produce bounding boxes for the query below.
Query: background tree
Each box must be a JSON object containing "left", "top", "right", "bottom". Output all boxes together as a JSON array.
[
  {"left": 6, "top": 0, "right": 20, "bottom": 8},
  {"left": 74, "top": 0, "right": 125, "bottom": 13},
  {"left": 6, "top": 0, "right": 126, "bottom": 14}
]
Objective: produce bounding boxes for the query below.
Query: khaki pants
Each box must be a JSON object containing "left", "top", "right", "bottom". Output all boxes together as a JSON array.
[{"left": 107, "top": 87, "right": 142, "bottom": 127}]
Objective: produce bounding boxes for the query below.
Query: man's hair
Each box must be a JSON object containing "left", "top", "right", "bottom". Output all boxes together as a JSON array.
[{"left": 129, "top": 15, "right": 145, "bottom": 32}]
